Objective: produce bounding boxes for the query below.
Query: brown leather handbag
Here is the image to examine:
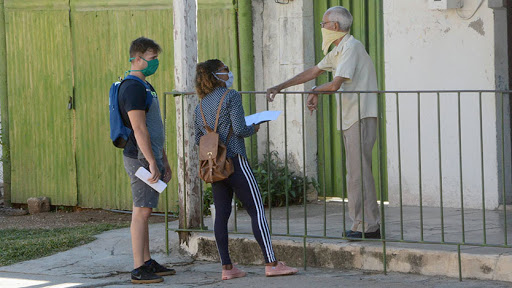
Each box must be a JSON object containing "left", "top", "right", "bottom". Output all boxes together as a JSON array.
[{"left": 198, "top": 89, "right": 234, "bottom": 183}]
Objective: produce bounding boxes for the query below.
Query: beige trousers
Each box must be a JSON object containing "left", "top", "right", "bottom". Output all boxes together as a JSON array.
[{"left": 343, "top": 117, "right": 381, "bottom": 233}]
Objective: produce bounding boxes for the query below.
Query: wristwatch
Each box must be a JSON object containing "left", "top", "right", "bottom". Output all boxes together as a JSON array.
[{"left": 311, "top": 86, "right": 317, "bottom": 91}]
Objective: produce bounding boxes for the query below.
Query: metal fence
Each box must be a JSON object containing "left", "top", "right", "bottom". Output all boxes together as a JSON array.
[{"left": 164, "top": 90, "right": 512, "bottom": 281}]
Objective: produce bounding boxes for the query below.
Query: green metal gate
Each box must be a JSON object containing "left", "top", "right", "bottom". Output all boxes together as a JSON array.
[
  {"left": 2, "top": 0, "right": 248, "bottom": 212},
  {"left": 5, "top": 0, "right": 78, "bottom": 205},
  {"left": 313, "top": 0, "right": 386, "bottom": 200},
  {"left": 70, "top": 0, "right": 177, "bottom": 212}
]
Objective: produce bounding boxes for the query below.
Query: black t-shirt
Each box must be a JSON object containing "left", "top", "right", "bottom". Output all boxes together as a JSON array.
[{"left": 118, "top": 79, "right": 154, "bottom": 158}]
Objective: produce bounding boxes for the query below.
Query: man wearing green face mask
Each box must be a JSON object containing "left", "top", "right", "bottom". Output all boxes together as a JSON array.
[
  {"left": 118, "top": 37, "right": 175, "bottom": 283},
  {"left": 266, "top": 6, "right": 380, "bottom": 240}
]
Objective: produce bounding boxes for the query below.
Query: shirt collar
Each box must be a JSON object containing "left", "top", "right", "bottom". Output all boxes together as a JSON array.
[{"left": 332, "top": 34, "right": 352, "bottom": 55}]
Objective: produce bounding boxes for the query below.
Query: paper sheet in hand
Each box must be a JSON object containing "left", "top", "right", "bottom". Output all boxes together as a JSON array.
[
  {"left": 135, "top": 167, "right": 167, "bottom": 193},
  {"left": 245, "top": 110, "right": 282, "bottom": 126}
]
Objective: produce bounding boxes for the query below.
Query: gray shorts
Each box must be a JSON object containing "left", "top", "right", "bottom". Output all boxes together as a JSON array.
[{"left": 123, "top": 155, "right": 165, "bottom": 208}]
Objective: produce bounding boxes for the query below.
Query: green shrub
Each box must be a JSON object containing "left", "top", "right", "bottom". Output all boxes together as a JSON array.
[
  {"left": 202, "top": 185, "right": 213, "bottom": 216},
  {"left": 202, "top": 151, "right": 318, "bottom": 215}
]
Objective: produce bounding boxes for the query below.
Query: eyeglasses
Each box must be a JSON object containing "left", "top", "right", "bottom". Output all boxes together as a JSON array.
[
  {"left": 216, "top": 66, "right": 230, "bottom": 72},
  {"left": 320, "top": 21, "right": 334, "bottom": 28}
]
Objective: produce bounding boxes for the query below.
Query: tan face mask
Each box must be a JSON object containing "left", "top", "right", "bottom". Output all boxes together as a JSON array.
[{"left": 321, "top": 28, "right": 347, "bottom": 55}]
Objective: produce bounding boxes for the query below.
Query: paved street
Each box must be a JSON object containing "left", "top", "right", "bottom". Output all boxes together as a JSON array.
[{"left": 2, "top": 260, "right": 512, "bottom": 287}]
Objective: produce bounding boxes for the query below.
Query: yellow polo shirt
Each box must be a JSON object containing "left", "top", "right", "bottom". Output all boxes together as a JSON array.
[{"left": 317, "top": 34, "right": 378, "bottom": 130}]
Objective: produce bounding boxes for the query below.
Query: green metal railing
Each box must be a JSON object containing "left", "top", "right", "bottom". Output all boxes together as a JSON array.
[{"left": 164, "top": 90, "right": 512, "bottom": 281}]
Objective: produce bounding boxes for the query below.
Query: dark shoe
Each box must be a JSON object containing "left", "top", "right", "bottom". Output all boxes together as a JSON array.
[
  {"left": 344, "top": 230, "right": 361, "bottom": 238},
  {"left": 131, "top": 265, "right": 164, "bottom": 284},
  {"left": 365, "top": 229, "right": 381, "bottom": 239},
  {"left": 144, "top": 259, "right": 176, "bottom": 276},
  {"left": 344, "top": 229, "right": 381, "bottom": 239}
]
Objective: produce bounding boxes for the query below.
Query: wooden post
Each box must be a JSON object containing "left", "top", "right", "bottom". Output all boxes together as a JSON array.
[{"left": 173, "top": 0, "right": 200, "bottom": 244}]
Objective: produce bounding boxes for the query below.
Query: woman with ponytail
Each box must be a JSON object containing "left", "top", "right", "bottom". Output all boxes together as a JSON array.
[{"left": 194, "top": 59, "right": 298, "bottom": 280}]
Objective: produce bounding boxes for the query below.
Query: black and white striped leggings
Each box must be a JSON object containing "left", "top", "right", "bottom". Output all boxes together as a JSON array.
[{"left": 211, "top": 154, "right": 276, "bottom": 265}]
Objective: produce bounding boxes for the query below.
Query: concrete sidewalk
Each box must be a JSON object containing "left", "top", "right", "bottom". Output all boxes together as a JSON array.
[
  {"left": 188, "top": 202, "right": 512, "bottom": 282},
  {"left": 1, "top": 202, "right": 512, "bottom": 287}
]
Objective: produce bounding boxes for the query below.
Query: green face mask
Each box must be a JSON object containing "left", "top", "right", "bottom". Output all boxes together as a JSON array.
[{"left": 128, "top": 56, "right": 159, "bottom": 77}]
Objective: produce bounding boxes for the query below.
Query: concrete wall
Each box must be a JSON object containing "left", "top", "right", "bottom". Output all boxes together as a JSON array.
[
  {"left": 383, "top": 0, "right": 509, "bottom": 209},
  {"left": 252, "top": 0, "right": 317, "bottom": 195}
]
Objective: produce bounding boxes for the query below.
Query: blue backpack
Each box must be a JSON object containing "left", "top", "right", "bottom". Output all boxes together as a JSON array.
[{"left": 109, "top": 75, "right": 153, "bottom": 148}]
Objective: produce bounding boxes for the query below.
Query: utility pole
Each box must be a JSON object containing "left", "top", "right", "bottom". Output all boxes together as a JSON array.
[{"left": 173, "top": 0, "right": 201, "bottom": 245}]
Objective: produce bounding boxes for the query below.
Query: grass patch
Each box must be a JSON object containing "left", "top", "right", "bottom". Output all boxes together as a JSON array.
[{"left": 0, "top": 223, "right": 129, "bottom": 266}]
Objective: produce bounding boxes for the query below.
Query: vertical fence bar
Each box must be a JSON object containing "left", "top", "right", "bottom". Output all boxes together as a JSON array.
[
  {"left": 417, "top": 92, "right": 424, "bottom": 241},
  {"left": 164, "top": 94, "right": 169, "bottom": 255},
  {"left": 437, "top": 92, "right": 445, "bottom": 243},
  {"left": 284, "top": 93, "right": 290, "bottom": 235},
  {"left": 458, "top": 244, "right": 462, "bottom": 281},
  {"left": 500, "top": 92, "right": 508, "bottom": 245},
  {"left": 479, "top": 92, "right": 486, "bottom": 244},
  {"left": 458, "top": 92, "right": 465, "bottom": 243},
  {"left": 182, "top": 94, "right": 188, "bottom": 229},
  {"left": 303, "top": 237, "right": 307, "bottom": 270},
  {"left": 200, "top": 180, "right": 205, "bottom": 230},
  {"left": 378, "top": 92, "right": 387, "bottom": 275},
  {"left": 233, "top": 173, "right": 238, "bottom": 231},
  {"left": 266, "top": 95, "right": 272, "bottom": 233},
  {"left": 339, "top": 93, "right": 347, "bottom": 237},
  {"left": 302, "top": 92, "right": 308, "bottom": 269},
  {"left": 358, "top": 92, "right": 365, "bottom": 238},
  {"left": 396, "top": 93, "right": 404, "bottom": 240},
  {"left": 322, "top": 93, "right": 327, "bottom": 237}
]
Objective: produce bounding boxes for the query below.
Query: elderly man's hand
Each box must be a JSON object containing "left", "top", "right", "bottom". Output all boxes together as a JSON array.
[
  {"left": 306, "top": 93, "right": 318, "bottom": 115},
  {"left": 266, "top": 86, "right": 281, "bottom": 102}
]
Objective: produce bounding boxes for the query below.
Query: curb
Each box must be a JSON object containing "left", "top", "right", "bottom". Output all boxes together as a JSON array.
[{"left": 182, "top": 233, "right": 512, "bottom": 282}]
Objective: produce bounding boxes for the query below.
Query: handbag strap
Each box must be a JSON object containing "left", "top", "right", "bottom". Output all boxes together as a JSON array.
[{"left": 200, "top": 89, "right": 230, "bottom": 133}]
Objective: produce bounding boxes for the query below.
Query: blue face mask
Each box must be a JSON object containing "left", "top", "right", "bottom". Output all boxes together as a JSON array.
[{"left": 213, "top": 71, "right": 234, "bottom": 88}]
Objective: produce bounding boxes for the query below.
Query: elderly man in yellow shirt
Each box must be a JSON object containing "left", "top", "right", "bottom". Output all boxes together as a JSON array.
[{"left": 266, "top": 6, "right": 380, "bottom": 239}]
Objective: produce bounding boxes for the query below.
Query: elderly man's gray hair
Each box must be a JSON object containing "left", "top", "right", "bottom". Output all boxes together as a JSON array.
[{"left": 325, "top": 6, "right": 353, "bottom": 32}]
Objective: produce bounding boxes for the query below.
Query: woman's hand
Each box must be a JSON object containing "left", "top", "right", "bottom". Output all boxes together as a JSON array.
[{"left": 253, "top": 124, "right": 260, "bottom": 133}]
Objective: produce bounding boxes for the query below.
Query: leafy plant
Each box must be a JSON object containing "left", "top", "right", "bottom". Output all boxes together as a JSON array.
[
  {"left": 202, "top": 151, "right": 318, "bottom": 215},
  {"left": 202, "top": 185, "right": 213, "bottom": 216},
  {"left": 252, "top": 151, "right": 318, "bottom": 207}
]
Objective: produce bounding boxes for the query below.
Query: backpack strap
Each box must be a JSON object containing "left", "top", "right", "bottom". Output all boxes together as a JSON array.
[
  {"left": 123, "top": 75, "right": 153, "bottom": 110},
  {"left": 199, "top": 101, "right": 213, "bottom": 133},
  {"left": 213, "top": 89, "right": 230, "bottom": 132},
  {"left": 200, "top": 89, "right": 230, "bottom": 133}
]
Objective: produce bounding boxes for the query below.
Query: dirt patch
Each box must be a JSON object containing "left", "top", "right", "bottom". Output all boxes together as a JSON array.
[
  {"left": 0, "top": 208, "right": 172, "bottom": 230},
  {"left": 0, "top": 185, "right": 176, "bottom": 230}
]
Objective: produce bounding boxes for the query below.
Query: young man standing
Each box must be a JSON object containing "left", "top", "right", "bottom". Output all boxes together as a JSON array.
[{"left": 119, "top": 37, "right": 175, "bottom": 284}]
